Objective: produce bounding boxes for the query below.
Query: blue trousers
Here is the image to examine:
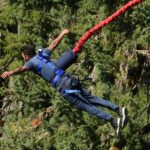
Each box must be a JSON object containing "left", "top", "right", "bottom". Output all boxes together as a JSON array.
[{"left": 61, "top": 88, "right": 119, "bottom": 122}]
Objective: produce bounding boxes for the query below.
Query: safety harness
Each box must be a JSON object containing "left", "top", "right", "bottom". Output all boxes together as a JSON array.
[
  {"left": 37, "top": 49, "right": 64, "bottom": 87},
  {"left": 36, "top": 49, "right": 93, "bottom": 105}
]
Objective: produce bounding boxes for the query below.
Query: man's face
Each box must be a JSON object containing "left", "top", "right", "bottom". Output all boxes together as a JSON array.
[{"left": 21, "top": 52, "right": 30, "bottom": 61}]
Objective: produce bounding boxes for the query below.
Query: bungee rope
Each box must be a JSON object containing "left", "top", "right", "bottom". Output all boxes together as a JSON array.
[{"left": 73, "top": 0, "right": 143, "bottom": 54}]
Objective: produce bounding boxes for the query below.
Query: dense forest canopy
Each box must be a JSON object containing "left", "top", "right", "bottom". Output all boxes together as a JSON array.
[{"left": 0, "top": 0, "right": 149, "bottom": 149}]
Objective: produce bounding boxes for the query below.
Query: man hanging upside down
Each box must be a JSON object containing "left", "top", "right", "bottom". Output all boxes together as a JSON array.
[{"left": 1, "top": 29, "right": 128, "bottom": 136}]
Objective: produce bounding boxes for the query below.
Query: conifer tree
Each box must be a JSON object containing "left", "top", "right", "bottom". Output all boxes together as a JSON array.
[{"left": 0, "top": 0, "right": 149, "bottom": 149}]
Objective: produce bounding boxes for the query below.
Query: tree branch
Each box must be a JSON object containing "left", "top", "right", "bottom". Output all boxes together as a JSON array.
[{"left": 0, "top": 56, "right": 16, "bottom": 71}]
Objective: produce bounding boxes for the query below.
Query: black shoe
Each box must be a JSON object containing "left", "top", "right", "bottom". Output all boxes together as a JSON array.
[{"left": 119, "top": 107, "right": 128, "bottom": 127}]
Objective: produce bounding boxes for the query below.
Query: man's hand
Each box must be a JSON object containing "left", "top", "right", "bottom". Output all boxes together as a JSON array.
[
  {"left": 1, "top": 66, "right": 29, "bottom": 79},
  {"left": 62, "top": 29, "right": 70, "bottom": 35},
  {"left": 49, "top": 29, "right": 70, "bottom": 51},
  {"left": 1, "top": 71, "right": 13, "bottom": 79}
]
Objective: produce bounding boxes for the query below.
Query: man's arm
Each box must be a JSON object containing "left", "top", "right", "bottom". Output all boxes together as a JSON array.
[
  {"left": 49, "top": 29, "right": 69, "bottom": 51},
  {"left": 1, "top": 66, "right": 29, "bottom": 79}
]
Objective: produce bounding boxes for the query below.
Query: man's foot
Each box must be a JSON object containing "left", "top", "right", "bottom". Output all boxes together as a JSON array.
[
  {"left": 111, "top": 118, "right": 121, "bottom": 136},
  {"left": 118, "top": 107, "right": 128, "bottom": 127}
]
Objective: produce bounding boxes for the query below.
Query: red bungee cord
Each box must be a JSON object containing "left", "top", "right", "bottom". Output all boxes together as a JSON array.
[{"left": 73, "top": 0, "right": 143, "bottom": 54}]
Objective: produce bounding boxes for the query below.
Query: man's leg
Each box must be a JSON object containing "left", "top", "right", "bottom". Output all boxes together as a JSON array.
[
  {"left": 63, "top": 92, "right": 121, "bottom": 135},
  {"left": 81, "top": 89, "right": 119, "bottom": 112},
  {"left": 64, "top": 93, "right": 113, "bottom": 121},
  {"left": 88, "top": 94, "right": 128, "bottom": 127},
  {"left": 81, "top": 89, "right": 128, "bottom": 128}
]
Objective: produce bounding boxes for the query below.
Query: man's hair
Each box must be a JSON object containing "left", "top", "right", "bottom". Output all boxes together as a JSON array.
[{"left": 20, "top": 44, "right": 36, "bottom": 57}]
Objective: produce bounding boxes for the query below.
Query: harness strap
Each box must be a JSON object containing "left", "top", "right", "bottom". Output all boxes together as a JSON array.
[
  {"left": 37, "top": 56, "right": 43, "bottom": 74},
  {"left": 64, "top": 89, "right": 80, "bottom": 94},
  {"left": 37, "top": 54, "right": 64, "bottom": 84},
  {"left": 37, "top": 56, "right": 54, "bottom": 72},
  {"left": 51, "top": 69, "right": 64, "bottom": 87},
  {"left": 65, "top": 89, "right": 93, "bottom": 106}
]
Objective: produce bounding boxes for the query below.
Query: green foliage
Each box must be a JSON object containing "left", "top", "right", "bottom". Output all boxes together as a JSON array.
[{"left": 0, "top": 0, "right": 149, "bottom": 149}]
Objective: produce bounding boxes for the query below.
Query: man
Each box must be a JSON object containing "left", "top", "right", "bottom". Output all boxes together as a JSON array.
[{"left": 1, "top": 29, "right": 127, "bottom": 136}]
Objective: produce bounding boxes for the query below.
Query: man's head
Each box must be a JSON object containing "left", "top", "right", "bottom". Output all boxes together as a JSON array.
[{"left": 20, "top": 44, "right": 36, "bottom": 61}]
